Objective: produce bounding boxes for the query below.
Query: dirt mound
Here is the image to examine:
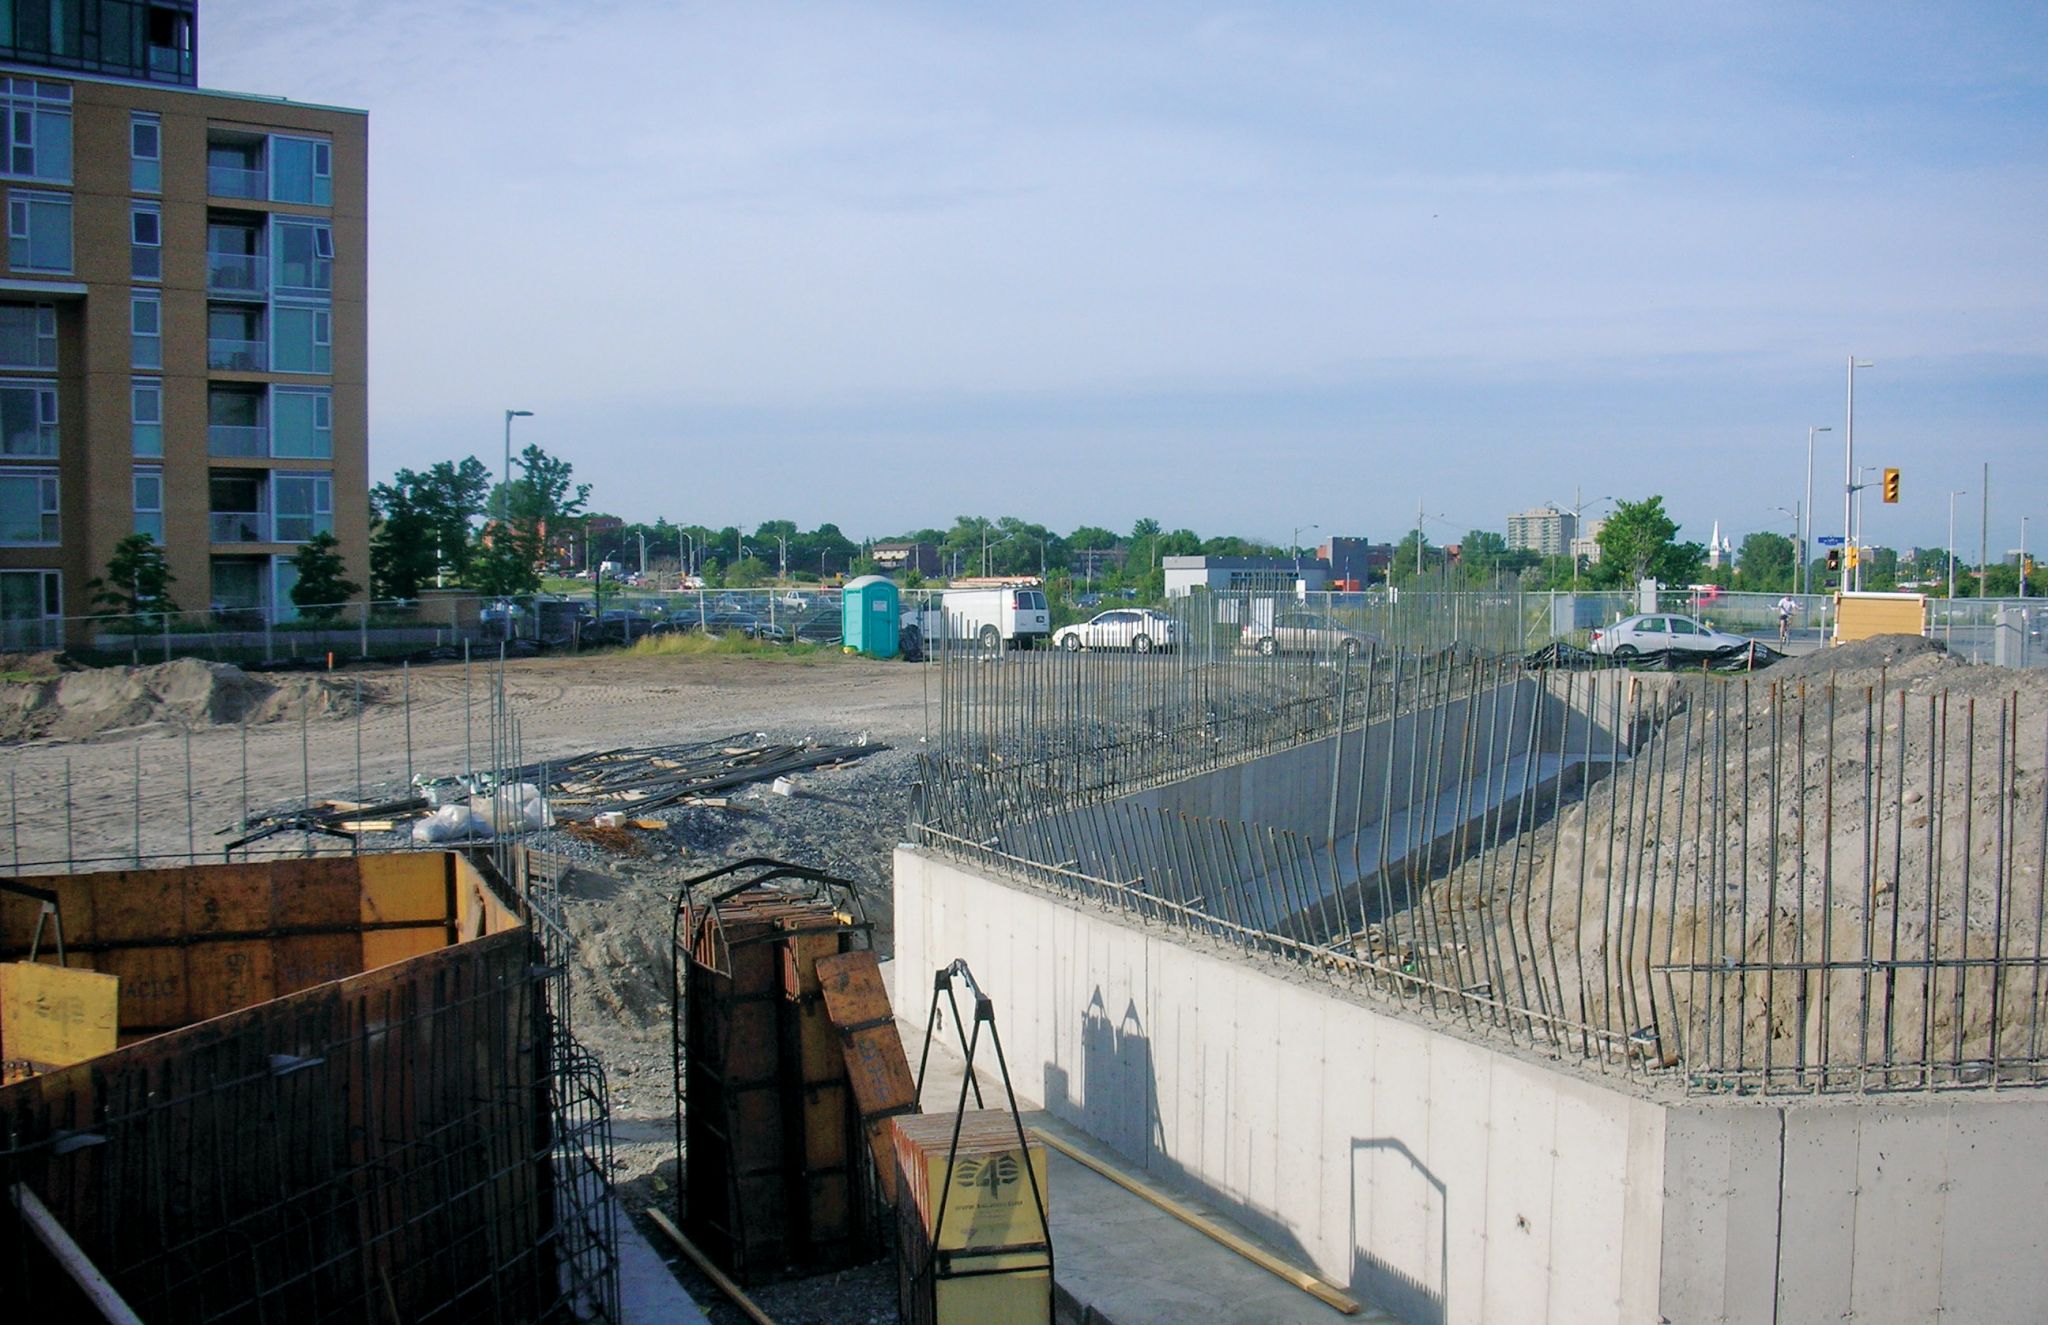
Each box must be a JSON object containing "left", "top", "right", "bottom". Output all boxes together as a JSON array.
[
  {"left": 0, "top": 657, "right": 366, "bottom": 743},
  {"left": 0, "top": 650, "right": 74, "bottom": 680},
  {"left": 1767, "top": 632, "right": 1961, "bottom": 687}
]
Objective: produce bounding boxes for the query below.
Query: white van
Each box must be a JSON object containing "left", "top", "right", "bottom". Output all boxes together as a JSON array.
[{"left": 903, "top": 585, "right": 1051, "bottom": 652}]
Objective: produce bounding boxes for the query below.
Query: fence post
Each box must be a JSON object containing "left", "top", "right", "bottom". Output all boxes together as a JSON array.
[
  {"left": 358, "top": 599, "right": 369, "bottom": 659},
  {"left": 161, "top": 609, "right": 170, "bottom": 663}
]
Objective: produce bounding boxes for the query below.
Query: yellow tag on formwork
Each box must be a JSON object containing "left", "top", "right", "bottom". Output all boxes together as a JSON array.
[{"left": 0, "top": 962, "right": 119, "bottom": 1076}]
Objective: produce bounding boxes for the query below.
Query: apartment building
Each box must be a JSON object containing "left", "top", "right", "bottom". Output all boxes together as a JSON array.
[
  {"left": 1505, "top": 506, "right": 1576, "bottom": 559},
  {"left": 0, "top": 1, "right": 366, "bottom": 647}
]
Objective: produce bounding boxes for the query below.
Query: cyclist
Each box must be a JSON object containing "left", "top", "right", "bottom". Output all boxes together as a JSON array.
[{"left": 1776, "top": 594, "right": 1798, "bottom": 645}]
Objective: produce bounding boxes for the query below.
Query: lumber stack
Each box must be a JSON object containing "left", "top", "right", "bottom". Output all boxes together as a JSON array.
[{"left": 889, "top": 1110, "right": 1053, "bottom": 1325}]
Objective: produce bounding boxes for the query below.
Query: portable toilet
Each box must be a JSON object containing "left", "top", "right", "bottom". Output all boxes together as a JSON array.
[{"left": 841, "top": 574, "right": 901, "bottom": 658}]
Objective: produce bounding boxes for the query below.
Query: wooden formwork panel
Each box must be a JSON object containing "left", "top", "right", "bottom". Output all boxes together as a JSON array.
[{"left": 817, "top": 950, "right": 919, "bottom": 1204}]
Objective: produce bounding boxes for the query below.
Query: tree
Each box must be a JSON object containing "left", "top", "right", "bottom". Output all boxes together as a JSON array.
[
  {"left": 371, "top": 457, "right": 490, "bottom": 589},
  {"left": 477, "top": 444, "right": 591, "bottom": 594},
  {"left": 726, "top": 555, "right": 771, "bottom": 588},
  {"left": 1733, "top": 532, "right": 1795, "bottom": 592},
  {"left": 1390, "top": 528, "right": 1433, "bottom": 583},
  {"left": 289, "top": 531, "right": 361, "bottom": 621},
  {"left": 1592, "top": 496, "right": 1704, "bottom": 588},
  {"left": 88, "top": 534, "right": 177, "bottom": 620}
]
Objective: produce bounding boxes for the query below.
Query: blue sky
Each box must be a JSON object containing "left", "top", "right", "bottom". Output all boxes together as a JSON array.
[{"left": 205, "top": 1, "right": 2046, "bottom": 552}]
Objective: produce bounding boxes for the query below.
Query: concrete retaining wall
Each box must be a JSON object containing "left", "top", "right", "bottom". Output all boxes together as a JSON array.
[{"left": 896, "top": 847, "right": 2048, "bottom": 1324}]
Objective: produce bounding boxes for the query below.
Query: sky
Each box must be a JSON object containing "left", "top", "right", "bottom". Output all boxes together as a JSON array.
[{"left": 203, "top": 1, "right": 2048, "bottom": 554}]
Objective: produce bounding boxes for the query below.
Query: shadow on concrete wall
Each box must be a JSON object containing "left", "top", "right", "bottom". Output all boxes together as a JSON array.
[
  {"left": 1044, "top": 988, "right": 1168, "bottom": 1163},
  {"left": 1351, "top": 1136, "right": 1448, "bottom": 1325}
]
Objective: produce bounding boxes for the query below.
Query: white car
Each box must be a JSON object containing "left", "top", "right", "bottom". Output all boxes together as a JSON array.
[
  {"left": 1589, "top": 613, "right": 1750, "bottom": 657},
  {"left": 1053, "top": 608, "right": 1180, "bottom": 653}
]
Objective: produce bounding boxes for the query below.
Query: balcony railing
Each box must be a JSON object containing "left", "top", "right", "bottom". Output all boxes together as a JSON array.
[
  {"left": 206, "top": 253, "right": 266, "bottom": 294},
  {"left": 207, "top": 338, "right": 267, "bottom": 372},
  {"left": 208, "top": 164, "right": 265, "bottom": 199},
  {"left": 209, "top": 511, "right": 268, "bottom": 543},
  {"left": 208, "top": 425, "right": 268, "bottom": 457}
]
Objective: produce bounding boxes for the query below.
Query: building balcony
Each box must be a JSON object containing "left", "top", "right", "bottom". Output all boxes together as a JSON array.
[
  {"left": 206, "top": 253, "right": 266, "bottom": 295},
  {"left": 210, "top": 511, "right": 269, "bottom": 543},
  {"left": 208, "top": 165, "right": 266, "bottom": 199},
  {"left": 208, "top": 425, "right": 269, "bottom": 458},
  {"left": 207, "top": 338, "right": 267, "bottom": 372}
]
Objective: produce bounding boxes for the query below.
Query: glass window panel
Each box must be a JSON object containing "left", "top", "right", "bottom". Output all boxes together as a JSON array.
[
  {"left": 10, "top": 192, "right": 70, "bottom": 271},
  {"left": 0, "top": 470, "right": 57, "bottom": 543},
  {"left": 271, "top": 388, "right": 331, "bottom": 458},
  {"left": 132, "top": 380, "right": 162, "bottom": 457},
  {"left": 131, "top": 294, "right": 161, "bottom": 369},
  {"left": 0, "top": 382, "right": 55, "bottom": 455},
  {"left": 271, "top": 304, "right": 331, "bottom": 373},
  {"left": 0, "top": 301, "right": 55, "bottom": 368}
]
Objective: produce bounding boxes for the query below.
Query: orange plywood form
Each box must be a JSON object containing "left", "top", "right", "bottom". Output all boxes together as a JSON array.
[
  {"left": 1, "top": 961, "right": 118, "bottom": 1074},
  {"left": 361, "top": 853, "right": 451, "bottom": 926},
  {"left": 816, "top": 950, "right": 919, "bottom": 1202}
]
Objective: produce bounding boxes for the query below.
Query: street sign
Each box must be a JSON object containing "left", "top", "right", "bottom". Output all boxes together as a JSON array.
[{"left": 1816, "top": 535, "right": 1846, "bottom": 546}]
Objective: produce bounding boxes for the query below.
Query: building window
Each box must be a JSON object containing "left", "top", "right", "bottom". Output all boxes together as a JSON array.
[
  {"left": 131, "top": 203, "right": 161, "bottom": 280},
  {"left": 0, "top": 301, "right": 55, "bottom": 369},
  {"left": 0, "top": 568, "right": 61, "bottom": 649},
  {"left": 133, "top": 467, "right": 164, "bottom": 541},
  {"left": 131, "top": 112, "right": 160, "bottom": 192},
  {"left": 0, "top": 468, "right": 58, "bottom": 544},
  {"left": 8, "top": 189, "right": 71, "bottom": 272},
  {"left": 271, "top": 387, "right": 331, "bottom": 458},
  {"left": 271, "top": 135, "right": 331, "bottom": 206},
  {"left": 272, "top": 472, "right": 332, "bottom": 543},
  {"left": 0, "top": 79, "right": 72, "bottom": 183},
  {"left": 272, "top": 304, "right": 330, "bottom": 373},
  {"left": 0, "top": 379, "right": 57, "bottom": 456},
  {"left": 132, "top": 378, "right": 162, "bottom": 456},
  {"left": 132, "top": 292, "right": 161, "bottom": 369},
  {"left": 272, "top": 219, "right": 332, "bottom": 295}
]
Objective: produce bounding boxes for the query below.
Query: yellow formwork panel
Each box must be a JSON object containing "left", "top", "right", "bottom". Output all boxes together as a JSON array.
[
  {"left": 361, "top": 853, "right": 450, "bottom": 925},
  {"left": 1835, "top": 592, "right": 1926, "bottom": 643},
  {"left": 363, "top": 926, "right": 445, "bottom": 972},
  {"left": 1, "top": 961, "right": 118, "bottom": 1074}
]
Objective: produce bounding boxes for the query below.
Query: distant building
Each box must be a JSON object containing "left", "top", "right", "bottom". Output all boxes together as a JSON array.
[
  {"left": 1316, "top": 536, "right": 1372, "bottom": 588},
  {"left": 1506, "top": 507, "right": 1577, "bottom": 558},
  {"left": 1163, "top": 555, "right": 1329, "bottom": 597},
  {"left": 1571, "top": 519, "right": 1606, "bottom": 566},
  {"left": 871, "top": 540, "right": 940, "bottom": 577},
  {"left": 576, "top": 515, "right": 624, "bottom": 568}
]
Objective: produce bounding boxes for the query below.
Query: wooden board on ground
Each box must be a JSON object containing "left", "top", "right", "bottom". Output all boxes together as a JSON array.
[{"left": 816, "top": 950, "right": 918, "bottom": 1202}]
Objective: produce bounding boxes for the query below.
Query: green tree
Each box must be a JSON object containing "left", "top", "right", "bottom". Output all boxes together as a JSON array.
[
  {"left": 727, "top": 555, "right": 771, "bottom": 588},
  {"left": 1592, "top": 496, "right": 1704, "bottom": 587},
  {"left": 88, "top": 534, "right": 177, "bottom": 620},
  {"left": 371, "top": 457, "right": 490, "bottom": 588},
  {"left": 289, "top": 531, "right": 362, "bottom": 621},
  {"left": 470, "top": 530, "right": 542, "bottom": 597},
  {"left": 478, "top": 444, "right": 591, "bottom": 594},
  {"left": 1390, "top": 528, "right": 1433, "bottom": 583},
  {"left": 1733, "top": 532, "right": 1795, "bottom": 592}
]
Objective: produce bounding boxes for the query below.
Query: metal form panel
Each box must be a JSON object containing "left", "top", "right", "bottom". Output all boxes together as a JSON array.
[
  {"left": 676, "top": 863, "right": 876, "bottom": 1283},
  {"left": 817, "top": 950, "right": 919, "bottom": 1203}
]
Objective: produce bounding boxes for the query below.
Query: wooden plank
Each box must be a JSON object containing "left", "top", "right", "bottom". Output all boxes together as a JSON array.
[
  {"left": 1, "top": 962, "right": 118, "bottom": 1070},
  {"left": 816, "top": 951, "right": 918, "bottom": 1203},
  {"left": 362, "top": 926, "right": 444, "bottom": 971},
  {"left": 181, "top": 939, "right": 275, "bottom": 1022},
  {"left": 361, "top": 853, "right": 450, "bottom": 925}
]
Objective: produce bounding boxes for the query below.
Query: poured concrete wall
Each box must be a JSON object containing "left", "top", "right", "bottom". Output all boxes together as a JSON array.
[{"left": 897, "top": 847, "right": 2048, "bottom": 1324}]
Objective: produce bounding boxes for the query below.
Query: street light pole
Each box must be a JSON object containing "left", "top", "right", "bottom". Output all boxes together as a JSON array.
[
  {"left": 1845, "top": 359, "right": 1871, "bottom": 589},
  {"left": 1804, "top": 425, "right": 1830, "bottom": 597},
  {"left": 501, "top": 409, "right": 533, "bottom": 520},
  {"left": 1948, "top": 489, "right": 1966, "bottom": 602}
]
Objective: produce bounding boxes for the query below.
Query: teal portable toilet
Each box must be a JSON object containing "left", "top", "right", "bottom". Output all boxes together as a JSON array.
[{"left": 841, "top": 575, "right": 901, "bottom": 657}]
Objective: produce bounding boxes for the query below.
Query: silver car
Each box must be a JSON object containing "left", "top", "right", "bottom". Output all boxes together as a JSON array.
[
  {"left": 1241, "top": 609, "right": 1379, "bottom": 658},
  {"left": 1589, "top": 613, "right": 1749, "bottom": 657},
  {"left": 1053, "top": 608, "right": 1180, "bottom": 653}
]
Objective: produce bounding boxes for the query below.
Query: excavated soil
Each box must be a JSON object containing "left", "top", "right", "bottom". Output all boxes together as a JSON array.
[
  {"left": 0, "top": 657, "right": 368, "bottom": 742},
  {"left": 1419, "top": 636, "right": 2048, "bottom": 1077}
]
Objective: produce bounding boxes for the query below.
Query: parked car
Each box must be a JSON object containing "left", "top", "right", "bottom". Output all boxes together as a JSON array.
[
  {"left": 587, "top": 610, "right": 671, "bottom": 643},
  {"left": 693, "top": 609, "right": 765, "bottom": 637},
  {"left": 1241, "top": 609, "right": 1379, "bottom": 658},
  {"left": 787, "top": 606, "right": 842, "bottom": 644},
  {"left": 1053, "top": 608, "right": 1180, "bottom": 653},
  {"left": 1588, "top": 613, "right": 1750, "bottom": 657}
]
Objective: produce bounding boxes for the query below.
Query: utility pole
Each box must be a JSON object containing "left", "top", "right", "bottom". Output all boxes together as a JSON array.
[{"left": 1981, "top": 464, "right": 1989, "bottom": 598}]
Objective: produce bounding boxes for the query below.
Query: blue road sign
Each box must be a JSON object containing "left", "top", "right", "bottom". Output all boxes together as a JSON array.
[{"left": 1816, "top": 535, "right": 1846, "bottom": 546}]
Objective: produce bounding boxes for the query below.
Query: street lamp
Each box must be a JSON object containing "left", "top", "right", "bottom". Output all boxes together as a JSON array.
[
  {"left": 501, "top": 409, "right": 533, "bottom": 520},
  {"left": 679, "top": 530, "right": 694, "bottom": 584},
  {"left": 1844, "top": 359, "right": 1872, "bottom": 590},
  {"left": 982, "top": 527, "right": 1019, "bottom": 577},
  {"left": 1803, "top": 426, "right": 1831, "bottom": 596},
  {"left": 1948, "top": 490, "right": 1967, "bottom": 604}
]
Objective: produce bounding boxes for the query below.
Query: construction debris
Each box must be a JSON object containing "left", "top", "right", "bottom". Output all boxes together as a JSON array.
[{"left": 223, "top": 734, "right": 885, "bottom": 855}]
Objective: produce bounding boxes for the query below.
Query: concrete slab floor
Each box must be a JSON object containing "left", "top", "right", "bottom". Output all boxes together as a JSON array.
[
  {"left": 616, "top": 1200, "right": 715, "bottom": 1325},
  {"left": 895, "top": 964, "right": 1404, "bottom": 1325}
]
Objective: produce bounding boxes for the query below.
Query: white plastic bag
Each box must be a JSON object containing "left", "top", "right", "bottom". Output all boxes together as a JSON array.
[
  {"left": 412, "top": 803, "right": 482, "bottom": 843},
  {"left": 467, "top": 782, "right": 552, "bottom": 834}
]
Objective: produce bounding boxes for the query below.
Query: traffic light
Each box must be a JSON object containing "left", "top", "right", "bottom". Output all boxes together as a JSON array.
[
  {"left": 1826, "top": 548, "right": 1840, "bottom": 572},
  {"left": 1883, "top": 467, "right": 1901, "bottom": 503},
  {"left": 1847, "top": 545, "right": 1861, "bottom": 569}
]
